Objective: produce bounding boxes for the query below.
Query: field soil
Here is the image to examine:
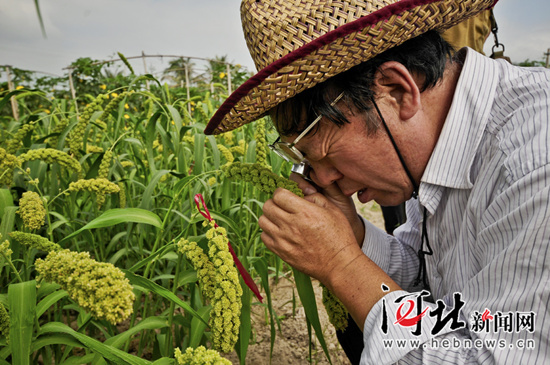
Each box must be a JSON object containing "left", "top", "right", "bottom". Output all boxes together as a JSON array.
[{"left": 225, "top": 201, "right": 385, "bottom": 364}]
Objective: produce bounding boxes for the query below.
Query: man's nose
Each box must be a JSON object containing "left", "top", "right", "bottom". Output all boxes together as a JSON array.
[{"left": 309, "top": 161, "right": 343, "bottom": 187}]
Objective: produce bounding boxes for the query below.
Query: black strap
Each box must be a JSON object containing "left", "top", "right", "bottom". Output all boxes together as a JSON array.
[
  {"left": 371, "top": 98, "right": 433, "bottom": 288},
  {"left": 413, "top": 207, "right": 434, "bottom": 289},
  {"left": 371, "top": 98, "right": 419, "bottom": 198}
]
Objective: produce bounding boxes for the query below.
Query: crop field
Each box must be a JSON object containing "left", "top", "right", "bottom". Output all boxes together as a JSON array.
[{"left": 0, "top": 60, "right": 351, "bottom": 364}]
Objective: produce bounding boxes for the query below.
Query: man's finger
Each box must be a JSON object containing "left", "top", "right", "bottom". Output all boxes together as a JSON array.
[
  {"left": 290, "top": 172, "right": 318, "bottom": 195},
  {"left": 271, "top": 187, "right": 318, "bottom": 213},
  {"left": 304, "top": 192, "right": 331, "bottom": 209}
]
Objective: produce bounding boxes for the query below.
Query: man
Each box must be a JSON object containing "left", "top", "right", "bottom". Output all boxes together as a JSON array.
[{"left": 205, "top": 0, "right": 549, "bottom": 364}]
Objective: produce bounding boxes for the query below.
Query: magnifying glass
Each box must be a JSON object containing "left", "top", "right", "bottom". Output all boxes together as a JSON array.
[{"left": 291, "top": 162, "right": 313, "bottom": 182}]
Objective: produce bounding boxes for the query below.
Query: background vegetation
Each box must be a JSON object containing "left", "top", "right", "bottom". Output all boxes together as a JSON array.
[{"left": 0, "top": 56, "right": 336, "bottom": 364}]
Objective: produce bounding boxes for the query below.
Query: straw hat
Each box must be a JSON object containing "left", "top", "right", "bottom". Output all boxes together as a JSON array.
[{"left": 205, "top": 0, "right": 497, "bottom": 135}]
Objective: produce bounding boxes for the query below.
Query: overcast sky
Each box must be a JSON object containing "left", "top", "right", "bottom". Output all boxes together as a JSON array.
[{"left": 1, "top": 0, "right": 550, "bottom": 79}]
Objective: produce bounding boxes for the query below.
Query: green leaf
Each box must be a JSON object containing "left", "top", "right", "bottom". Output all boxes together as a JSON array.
[
  {"left": 36, "top": 290, "right": 68, "bottom": 317},
  {"left": 0, "top": 207, "right": 17, "bottom": 256},
  {"left": 127, "top": 243, "right": 176, "bottom": 273},
  {"left": 292, "top": 269, "right": 332, "bottom": 364},
  {"left": 91, "top": 317, "right": 170, "bottom": 365},
  {"left": 207, "top": 136, "right": 220, "bottom": 170},
  {"left": 33, "top": 0, "right": 47, "bottom": 37},
  {"left": 57, "top": 208, "right": 162, "bottom": 246},
  {"left": 145, "top": 112, "right": 162, "bottom": 174},
  {"left": 38, "top": 322, "right": 151, "bottom": 365},
  {"left": 236, "top": 277, "right": 251, "bottom": 364},
  {"left": 122, "top": 271, "right": 208, "bottom": 327},
  {"left": 151, "top": 358, "right": 175, "bottom": 365},
  {"left": 8, "top": 280, "right": 37, "bottom": 365},
  {"left": 0, "top": 90, "right": 27, "bottom": 111},
  {"left": 193, "top": 134, "right": 205, "bottom": 175},
  {"left": 139, "top": 169, "right": 172, "bottom": 210},
  {"left": 188, "top": 306, "right": 210, "bottom": 348},
  {"left": 166, "top": 105, "right": 182, "bottom": 132},
  {"left": 31, "top": 333, "right": 82, "bottom": 352},
  {"left": 252, "top": 258, "right": 276, "bottom": 358},
  {"left": 0, "top": 189, "right": 14, "bottom": 218},
  {"left": 105, "top": 317, "right": 169, "bottom": 348},
  {"left": 177, "top": 270, "right": 198, "bottom": 287},
  {"left": 61, "top": 353, "right": 96, "bottom": 365}
]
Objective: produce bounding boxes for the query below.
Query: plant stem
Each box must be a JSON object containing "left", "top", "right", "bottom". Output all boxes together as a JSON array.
[{"left": 0, "top": 252, "right": 23, "bottom": 283}]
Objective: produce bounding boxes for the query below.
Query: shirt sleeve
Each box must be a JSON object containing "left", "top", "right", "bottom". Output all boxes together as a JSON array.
[
  {"left": 360, "top": 164, "right": 550, "bottom": 365},
  {"left": 360, "top": 200, "right": 425, "bottom": 291}
]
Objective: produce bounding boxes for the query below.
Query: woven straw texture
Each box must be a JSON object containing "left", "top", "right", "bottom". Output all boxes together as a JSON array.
[{"left": 205, "top": 0, "right": 497, "bottom": 135}]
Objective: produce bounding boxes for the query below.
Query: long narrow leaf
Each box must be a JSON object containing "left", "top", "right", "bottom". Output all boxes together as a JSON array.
[
  {"left": 151, "top": 359, "right": 175, "bottom": 365},
  {"left": 61, "top": 354, "right": 96, "bottom": 365},
  {"left": 105, "top": 317, "right": 169, "bottom": 348},
  {"left": 0, "top": 189, "right": 14, "bottom": 218},
  {"left": 292, "top": 269, "right": 332, "bottom": 364},
  {"left": 58, "top": 208, "right": 162, "bottom": 245},
  {"left": 33, "top": 0, "right": 47, "bottom": 37},
  {"left": 252, "top": 258, "right": 276, "bottom": 358},
  {"left": 0, "top": 207, "right": 17, "bottom": 257},
  {"left": 122, "top": 271, "right": 208, "bottom": 327},
  {"left": 31, "top": 333, "right": 82, "bottom": 352},
  {"left": 236, "top": 277, "right": 251, "bottom": 364},
  {"left": 38, "top": 322, "right": 151, "bottom": 365},
  {"left": 36, "top": 290, "right": 68, "bottom": 317},
  {"left": 139, "top": 170, "right": 171, "bottom": 210},
  {"left": 92, "top": 317, "right": 170, "bottom": 365},
  {"left": 8, "top": 280, "right": 37, "bottom": 365},
  {"left": 127, "top": 243, "right": 176, "bottom": 273},
  {"left": 188, "top": 306, "right": 211, "bottom": 349},
  {"left": 193, "top": 134, "right": 205, "bottom": 175}
]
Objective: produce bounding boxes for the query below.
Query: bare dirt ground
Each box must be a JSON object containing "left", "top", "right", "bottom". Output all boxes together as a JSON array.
[{"left": 224, "top": 201, "right": 385, "bottom": 364}]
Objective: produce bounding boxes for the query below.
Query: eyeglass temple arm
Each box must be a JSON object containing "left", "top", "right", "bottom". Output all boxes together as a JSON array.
[{"left": 292, "top": 92, "right": 345, "bottom": 145}]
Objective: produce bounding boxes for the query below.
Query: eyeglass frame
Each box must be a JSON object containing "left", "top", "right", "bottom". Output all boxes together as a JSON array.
[{"left": 268, "top": 91, "right": 345, "bottom": 164}]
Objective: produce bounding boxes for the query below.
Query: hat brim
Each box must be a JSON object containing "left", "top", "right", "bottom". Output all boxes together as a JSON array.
[{"left": 205, "top": 0, "right": 497, "bottom": 135}]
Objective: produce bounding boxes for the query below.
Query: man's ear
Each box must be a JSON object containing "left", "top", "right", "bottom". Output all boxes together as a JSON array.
[{"left": 372, "top": 61, "right": 421, "bottom": 121}]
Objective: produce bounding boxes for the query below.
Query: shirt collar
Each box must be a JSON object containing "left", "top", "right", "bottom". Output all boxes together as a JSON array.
[{"left": 419, "top": 48, "right": 500, "bottom": 211}]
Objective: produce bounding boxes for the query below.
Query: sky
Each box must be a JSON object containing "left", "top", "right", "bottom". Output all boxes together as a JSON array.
[{"left": 1, "top": 0, "right": 550, "bottom": 80}]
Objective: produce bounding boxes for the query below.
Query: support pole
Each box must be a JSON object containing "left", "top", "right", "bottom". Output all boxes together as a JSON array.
[
  {"left": 142, "top": 51, "right": 150, "bottom": 90},
  {"left": 67, "top": 70, "right": 79, "bottom": 113},
  {"left": 226, "top": 63, "right": 232, "bottom": 94},
  {"left": 184, "top": 61, "right": 191, "bottom": 116},
  {"left": 5, "top": 66, "right": 19, "bottom": 120},
  {"left": 545, "top": 48, "right": 550, "bottom": 68}
]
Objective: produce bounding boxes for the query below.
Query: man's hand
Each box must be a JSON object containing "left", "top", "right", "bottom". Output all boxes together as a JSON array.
[
  {"left": 259, "top": 188, "right": 400, "bottom": 328},
  {"left": 290, "top": 172, "right": 365, "bottom": 245},
  {"left": 259, "top": 188, "right": 362, "bottom": 284}
]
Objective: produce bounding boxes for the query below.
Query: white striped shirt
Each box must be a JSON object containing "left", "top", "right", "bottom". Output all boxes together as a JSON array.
[{"left": 359, "top": 48, "right": 550, "bottom": 364}]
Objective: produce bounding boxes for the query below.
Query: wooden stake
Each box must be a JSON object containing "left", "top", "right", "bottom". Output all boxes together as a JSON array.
[
  {"left": 226, "top": 63, "right": 232, "bottom": 94},
  {"left": 142, "top": 51, "right": 150, "bottom": 90},
  {"left": 185, "top": 61, "right": 191, "bottom": 116},
  {"left": 67, "top": 71, "right": 79, "bottom": 113},
  {"left": 5, "top": 66, "right": 19, "bottom": 120}
]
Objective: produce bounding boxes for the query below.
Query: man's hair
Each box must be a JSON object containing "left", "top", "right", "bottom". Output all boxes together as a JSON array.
[{"left": 270, "top": 30, "right": 455, "bottom": 136}]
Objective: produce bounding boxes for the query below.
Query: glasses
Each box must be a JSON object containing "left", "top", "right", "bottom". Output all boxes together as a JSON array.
[{"left": 269, "top": 92, "right": 345, "bottom": 164}]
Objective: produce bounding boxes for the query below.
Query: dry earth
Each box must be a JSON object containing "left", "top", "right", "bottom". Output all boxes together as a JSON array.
[{"left": 224, "top": 201, "right": 385, "bottom": 364}]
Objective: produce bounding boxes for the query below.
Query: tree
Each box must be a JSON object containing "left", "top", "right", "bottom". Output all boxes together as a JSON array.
[{"left": 162, "top": 58, "right": 204, "bottom": 87}]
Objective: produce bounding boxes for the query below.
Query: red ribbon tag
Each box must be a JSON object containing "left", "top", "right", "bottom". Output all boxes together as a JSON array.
[{"left": 194, "top": 194, "right": 263, "bottom": 303}]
